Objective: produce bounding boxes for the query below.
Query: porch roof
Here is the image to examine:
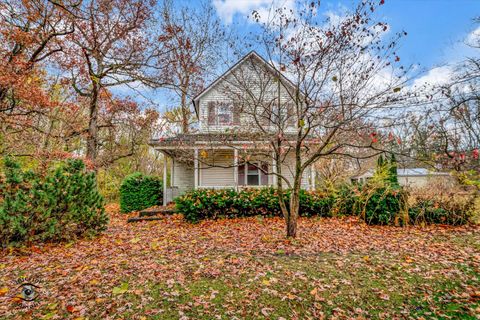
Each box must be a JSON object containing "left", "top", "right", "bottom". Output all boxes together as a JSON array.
[{"left": 150, "top": 133, "right": 299, "bottom": 149}]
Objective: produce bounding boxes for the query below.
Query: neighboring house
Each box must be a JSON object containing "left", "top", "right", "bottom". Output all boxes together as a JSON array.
[
  {"left": 150, "top": 51, "right": 316, "bottom": 205},
  {"left": 350, "top": 168, "right": 454, "bottom": 188}
]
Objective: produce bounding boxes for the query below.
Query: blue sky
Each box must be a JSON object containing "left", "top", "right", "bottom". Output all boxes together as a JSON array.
[
  {"left": 367, "top": 0, "right": 479, "bottom": 67},
  {"left": 128, "top": 0, "right": 480, "bottom": 112},
  {"left": 214, "top": 0, "right": 479, "bottom": 67}
]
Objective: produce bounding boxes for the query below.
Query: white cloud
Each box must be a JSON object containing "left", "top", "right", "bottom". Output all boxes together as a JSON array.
[
  {"left": 213, "top": 0, "right": 295, "bottom": 24},
  {"left": 412, "top": 65, "right": 454, "bottom": 88},
  {"left": 466, "top": 26, "right": 480, "bottom": 47}
]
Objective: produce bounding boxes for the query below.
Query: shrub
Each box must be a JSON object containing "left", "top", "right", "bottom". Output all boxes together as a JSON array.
[
  {"left": 354, "top": 186, "right": 408, "bottom": 225},
  {"left": 175, "top": 188, "right": 334, "bottom": 222},
  {"left": 0, "top": 157, "right": 108, "bottom": 247},
  {"left": 408, "top": 188, "right": 478, "bottom": 225},
  {"left": 331, "top": 184, "right": 357, "bottom": 216},
  {"left": 119, "top": 172, "right": 163, "bottom": 213}
]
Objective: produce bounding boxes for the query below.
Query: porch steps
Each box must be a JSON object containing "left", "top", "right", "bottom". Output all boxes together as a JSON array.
[
  {"left": 139, "top": 208, "right": 176, "bottom": 217},
  {"left": 127, "top": 206, "right": 177, "bottom": 223},
  {"left": 127, "top": 216, "right": 166, "bottom": 222}
]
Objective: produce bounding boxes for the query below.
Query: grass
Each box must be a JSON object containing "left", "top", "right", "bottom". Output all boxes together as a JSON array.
[
  {"left": 119, "top": 254, "right": 479, "bottom": 319},
  {"left": 0, "top": 204, "right": 478, "bottom": 319}
]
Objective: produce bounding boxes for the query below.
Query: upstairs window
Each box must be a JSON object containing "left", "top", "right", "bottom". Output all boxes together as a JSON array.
[
  {"left": 207, "top": 102, "right": 241, "bottom": 126},
  {"left": 218, "top": 104, "right": 232, "bottom": 125},
  {"left": 262, "top": 103, "right": 295, "bottom": 127}
]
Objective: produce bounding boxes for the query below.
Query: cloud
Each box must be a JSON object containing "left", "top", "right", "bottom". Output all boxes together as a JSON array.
[
  {"left": 412, "top": 65, "right": 453, "bottom": 88},
  {"left": 466, "top": 26, "right": 480, "bottom": 47},
  {"left": 212, "top": 0, "right": 295, "bottom": 24}
]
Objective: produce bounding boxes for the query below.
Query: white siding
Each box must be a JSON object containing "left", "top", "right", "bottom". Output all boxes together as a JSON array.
[
  {"left": 173, "top": 160, "right": 194, "bottom": 194},
  {"left": 278, "top": 153, "right": 310, "bottom": 189},
  {"left": 199, "top": 150, "right": 236, "bottom": 187},
  {"left": 195, "top": 150, "right": 310, "bottom": 190},
  {"left": 197, "top": 57, "right": 297, "bottom": 134}
]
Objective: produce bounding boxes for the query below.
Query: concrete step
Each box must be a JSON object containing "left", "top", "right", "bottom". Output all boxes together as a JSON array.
[
  {"left": 127, "top": 216, "right": 166, "bottom": 223},
  {"left": 139, "top": 208, "right": 176, "bottom": 217}
]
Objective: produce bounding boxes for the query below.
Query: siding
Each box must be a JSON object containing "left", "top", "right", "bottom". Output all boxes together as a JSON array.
[
  {"left": 278, "top": 153, "right": 310, "bottom": 189},
  {"left": 172, "top": 160, "right": 194, "bottom": 194},
  {"left": 196, "top": 150, "right": 310, "bottom": 189},
  {"left": 197, "top": 57, "right": 297, "bottom": 134},
  {"left": 199, "top": 150, "right": 235, "bottom": 187}
]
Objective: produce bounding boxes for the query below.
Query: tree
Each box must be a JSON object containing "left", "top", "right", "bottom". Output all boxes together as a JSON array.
[
  {"left": 389, "top": 153, "right": 399, "bottom": 186},
  {"left": 59, "top": 0, "right": 160, "bottom": 164},
  {"left": 217, "top": 0, "right": 411, "bottom": 237},
  {"left": 158, "top": 0, "right": 223, "bottom": 133},
  {"left": 405, "top": 17, "right": 480, "bottom": 177},
  {"left": 0, "top": 0, "right": 76, "bottom": 149}
]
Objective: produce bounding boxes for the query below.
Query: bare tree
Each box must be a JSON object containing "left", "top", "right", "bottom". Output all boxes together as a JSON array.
[
  {"left": 407, "top": 17, "right": 480, "bottom": 174},
  {"left": 158, "top": 0, "right": 223, "bottom": 133},
  {"left": 216, "top": 0, "right": 412, "bottom": 237},
  {"left": 59, "top": 0, "right": 163, "bottom": 164}
]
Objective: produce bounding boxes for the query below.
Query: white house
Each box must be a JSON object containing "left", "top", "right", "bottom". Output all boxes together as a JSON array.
[
  {"left": 351, "top": 168, "right": 454, "bottom": 188},
  {"left": 150, "top": 51, "right": 316, "bottom": 205}
]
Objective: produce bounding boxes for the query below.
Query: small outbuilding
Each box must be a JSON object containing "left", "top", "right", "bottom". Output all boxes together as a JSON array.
[{"left": 350, "top": 168, "right": 454, "bottom": 188}]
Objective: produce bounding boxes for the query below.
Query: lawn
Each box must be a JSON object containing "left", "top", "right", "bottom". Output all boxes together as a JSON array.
[{"left": 0, "top": 204, "right": 479, "bottom": 319}]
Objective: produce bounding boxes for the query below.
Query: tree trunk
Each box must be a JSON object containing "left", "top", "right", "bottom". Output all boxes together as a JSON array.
[
  {"left": 180, "top": 79, "right": 189, "bottom": 133},
  {"left": 180, "top": 89, "right": 189, "bottom": 133},
  {"left": 86, "top": 83, "right": 99, "bottom": 163},
  {"left": 287, "top": 138, "right": 303, "bottom": 238},
  {"left": 287, "top": 183, "right": 300, "bottom": 238}
]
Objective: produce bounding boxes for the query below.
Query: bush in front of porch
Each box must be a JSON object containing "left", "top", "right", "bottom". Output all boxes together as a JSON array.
[
  {"left": 120, "top": 173, "right": 163, "bottom": 213},
  {"left": 175, "top": 188, "right": 335, "bottom": 222}
]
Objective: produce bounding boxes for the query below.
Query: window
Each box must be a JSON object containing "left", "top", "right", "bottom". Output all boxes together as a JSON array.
[
  {"left": 270, "top": 103, "right": 284, "bottom": 124},
  {"left": 207, "top": 102, "right": 241, "bottom": 126},
  {"left": 268, "top": 103, "right": 294, "bottom": 127},
  {"left": 238, "top": 162, "right": 268, "bottom": 186},
  {"left": 247, "top": 163, "right": 260, "bottom": 185},
  {"left": 217, "top": 104, "right": 232, "bottom": 125}
]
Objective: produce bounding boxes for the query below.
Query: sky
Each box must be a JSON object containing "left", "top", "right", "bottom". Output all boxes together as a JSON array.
[{"left": 128, "top": 0, "right": 480, "bottom": 112}]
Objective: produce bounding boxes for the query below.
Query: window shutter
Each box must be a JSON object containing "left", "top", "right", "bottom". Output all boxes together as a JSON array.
[
  {"left": 260, "top": 163, "right": 269, "bottom": 185},
  {"left": 233, "top": 103, "right": 241, "bottom": 125},
  {"left": 207, "top": 102, "right": 216, "bottom": 125},
  {"left": 286, "top": 103, "right": 296, "bottom": 126},
  {"left": 238, "top": 162, "right": 245, "bottom": 186}
]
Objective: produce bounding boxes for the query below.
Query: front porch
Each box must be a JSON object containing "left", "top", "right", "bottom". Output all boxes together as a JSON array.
[{"left": 151, "top": 134, "right": 316, "bottom": 205}]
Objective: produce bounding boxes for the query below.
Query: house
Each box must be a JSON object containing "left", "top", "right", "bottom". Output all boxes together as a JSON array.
[
  {"left": 150, "top": 51, "right": 316, "bottom": 205},
  {"left": 350, "top": 168, "right": 454, "bottom": 188}
]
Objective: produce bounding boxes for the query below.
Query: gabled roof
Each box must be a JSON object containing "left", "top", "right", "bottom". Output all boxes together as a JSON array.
[{"left": 192, "top": 50, "right": 300, "bottom": 118}]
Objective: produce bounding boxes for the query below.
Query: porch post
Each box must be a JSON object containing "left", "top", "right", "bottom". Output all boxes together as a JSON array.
[
  {"left": 171, "top": 157, "right": 175, "bottom": 188},
  {"left": 194, "top": 148, "right": 199, "bottom": 190},
  {"left": 272, "top": 152, "right": 277, "bottom": 187},
  {"left": 163, "top": 152, "right": 168, "bottom": 206},
  {"left": 310, "top": 165, "right": 316, "bottom": 191},
  {"left": 233, "top": 148, "right": 238, "bottom": 190}
]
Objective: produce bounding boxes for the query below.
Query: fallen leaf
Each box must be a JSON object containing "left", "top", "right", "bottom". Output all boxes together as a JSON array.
[{"left": 112, "top": 282, "right": 129, "bottom": 295}]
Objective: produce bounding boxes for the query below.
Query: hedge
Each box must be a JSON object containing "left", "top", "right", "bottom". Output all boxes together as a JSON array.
[
  {"left": 408, "top": 195, "right": 477, "bottom": 226},
  {"left": 175, "top": 188, "right": 335, "bottom": 222},
  {"left": 119, "top": 172, "right": 163, "bottom": 213},
  {"left": 175, "top": 185, "right": 476, "bottom": 226}
]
